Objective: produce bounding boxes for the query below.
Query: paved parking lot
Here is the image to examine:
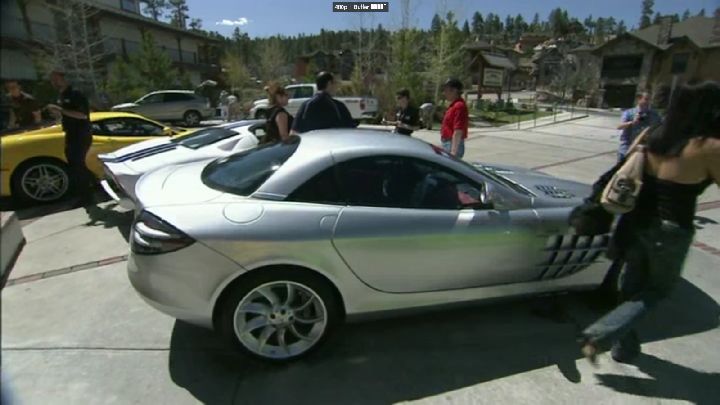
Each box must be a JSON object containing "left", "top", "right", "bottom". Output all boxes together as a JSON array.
[{"left": 2, "top": 113, "right": 719, "bottom": 404}]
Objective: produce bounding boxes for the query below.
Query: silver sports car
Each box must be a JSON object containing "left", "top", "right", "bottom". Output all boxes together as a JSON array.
[{"left": 128, "top": 130, "right": 609, "bottom": 362}]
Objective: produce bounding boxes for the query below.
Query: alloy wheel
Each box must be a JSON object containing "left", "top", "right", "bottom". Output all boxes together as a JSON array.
[
  {"left": 20, "top": 163, "right": 69, "bottom": 202},
  {"left": 184, "top": 111, "right": 201, "bottom": 126},
  {"left": 233, "top": 281, "right": 328, "bottom": 360}
]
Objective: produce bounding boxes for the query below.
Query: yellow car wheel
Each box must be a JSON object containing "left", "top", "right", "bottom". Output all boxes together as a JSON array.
[{"left": 11, "top": 158, "right": 71, "bottom": 204}]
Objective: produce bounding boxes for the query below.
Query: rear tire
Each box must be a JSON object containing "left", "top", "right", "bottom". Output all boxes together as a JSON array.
[
  {"left": 11, "top": 158, "right": 71, "bottom": 205},
  {"left": 183, "top": 110, "right": 202, "bottom": 126},
  {"left": 217, "top": 268, "right": 341, "bottom": 362}
]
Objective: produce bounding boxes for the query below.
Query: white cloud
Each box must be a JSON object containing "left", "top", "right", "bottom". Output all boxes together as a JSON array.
[{"left": 215, "top": 17, "right": 250, "bottom": 26}]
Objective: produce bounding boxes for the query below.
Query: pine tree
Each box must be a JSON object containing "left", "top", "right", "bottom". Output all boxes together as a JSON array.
[
  {"left": 640, "top": 0, "right": 654, "bottom": 28},
  {"left": 682, "top": 9, "right": 691, "bottom": 20},
  {"left": 471, "top": 11, "right": 484, "bottom": 38},
  {"left": 431, "top": 13, "right": 442, "bottom": 35},
  {"left": 653, "top": 12, "right": 661, "bottom": 24},
  {"left": 462, "top": 20, "right": 471, "bottom": 39},
  {"left": 617, "top": 20, "right": 628, "bottom": 34},
  {"left": 584, "top": 16, "right": 595, "bottom": 37},
  {"left": 142, "top": 0, "right": 168, "bottom": 21},
  {"left": 168, "top": 0, "right": 189, "bottom": 29},
  {"left": 697, "top": 8, "right": 705, "bottom": 17},
  {"left": 531, "top": 12, "right": 540, "bottom": 32}
]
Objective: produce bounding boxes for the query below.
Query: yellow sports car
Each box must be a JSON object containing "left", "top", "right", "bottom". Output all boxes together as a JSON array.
[{"left": 1, "top": 112, "right": 190, "bottom": 203}]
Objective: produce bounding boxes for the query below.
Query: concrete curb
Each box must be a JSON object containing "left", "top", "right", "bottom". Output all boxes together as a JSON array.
[{"left": 1, "top": 212, "right": 26, "bottom": 288}]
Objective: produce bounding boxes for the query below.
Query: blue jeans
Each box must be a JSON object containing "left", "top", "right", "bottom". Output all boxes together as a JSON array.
[
  {"left": 442, "top": 139, "right": 465, "bottom": 158},
  {"left": 583, "top": 219, "right": 694, "bottom": 348}
]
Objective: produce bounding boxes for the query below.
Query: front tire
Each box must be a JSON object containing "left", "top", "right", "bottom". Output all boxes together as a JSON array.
[
  {"left": 183, "top": 110, "right": 202, "bottom": 126},
  {"left": 11, "top": 158, "right": 71, "bottom": 204},
  {"left": 218, "top": 269, "right": 340, "bottom": 362}
]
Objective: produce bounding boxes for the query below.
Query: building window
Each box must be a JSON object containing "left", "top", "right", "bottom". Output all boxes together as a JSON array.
[
  {"left": 120, "top": 0, "right": 139, "bottom": 13},
  {"left": 601, "top": 55, "right": 643, "bottom": 79},
  {"left": 671, "top": 53, "right": 690, "bottom": 74}
]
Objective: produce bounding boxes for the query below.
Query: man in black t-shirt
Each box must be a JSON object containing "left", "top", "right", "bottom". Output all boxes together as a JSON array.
[
  {"left": 47, "top": 71, "right": 94, "bottom": 203},
  {"left": 383, "top": 89, "right": 419, "bottom": 136},
  {"left": 291, "top": 72, "right": 357, "bottom": 134}
]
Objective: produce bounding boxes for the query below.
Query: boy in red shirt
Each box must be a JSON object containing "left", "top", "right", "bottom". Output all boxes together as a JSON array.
[{"left": 440, "top": 78, "right": 469, "bottom": 158}]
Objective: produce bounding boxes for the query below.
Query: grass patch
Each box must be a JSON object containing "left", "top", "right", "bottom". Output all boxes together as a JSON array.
[{"left": 471, "top": 110, "right": 555, "bottom": 126}]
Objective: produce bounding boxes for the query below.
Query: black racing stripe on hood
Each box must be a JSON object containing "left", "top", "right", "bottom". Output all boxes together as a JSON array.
[{"left": 115, "top": 143, "right": 179, "bottom": 162}]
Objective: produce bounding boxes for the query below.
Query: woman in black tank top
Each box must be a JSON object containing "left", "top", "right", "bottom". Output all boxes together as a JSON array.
[
  {"left": 260, "top": 84, "right": 294, "bottom": 145},
  {"left": 580, "top": 81, "right": 720, "bottom": 365}
]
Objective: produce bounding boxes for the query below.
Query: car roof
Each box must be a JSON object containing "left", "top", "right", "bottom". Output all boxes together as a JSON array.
[
  {"left": 297, "top": 129, "right": 433, "bottom": 156},
  {"left": 147, "top": 90, "right": 197, "bottom": 95}
]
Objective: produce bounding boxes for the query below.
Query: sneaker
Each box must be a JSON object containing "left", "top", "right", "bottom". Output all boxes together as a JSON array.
[{"left": 611, "top": 332, "right": 641, "bottom": 364}]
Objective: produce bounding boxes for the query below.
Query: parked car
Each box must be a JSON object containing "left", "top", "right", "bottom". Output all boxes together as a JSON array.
[
  {"left": 0, "top": 112, "right": 191, "bottom": 204},
  {"left": 100, "top": 120, "right": 265, "bottom": 209},
  {"left": 249, "top": 83, "right": 378, "bottom": 121},
  {"left": 128, "top": 130, "right": 610, "bottom": 362},
  {"left": 111, "top": 90, "right": 215, "bottom": 126}
]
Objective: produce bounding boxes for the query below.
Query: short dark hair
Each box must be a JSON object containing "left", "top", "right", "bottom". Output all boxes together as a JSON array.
[
  {"left": 316, "top": 71, "right": 334, "bottom": 91},
  {"left": 396, "top": 89, "right": 410, "bottom": 99}
]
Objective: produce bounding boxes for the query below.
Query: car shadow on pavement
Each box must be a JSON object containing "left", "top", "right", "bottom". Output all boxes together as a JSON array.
[{"left": 167, "top": 279, "right": 718, "bottom": 405}]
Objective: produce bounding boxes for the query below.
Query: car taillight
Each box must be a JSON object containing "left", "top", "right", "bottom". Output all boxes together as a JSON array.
[
  {"left": 131, "top": 210, "right": 195, "bottom": 255},
  {"left": 360, "top": 99, "right": 366, "bottom": 110}
]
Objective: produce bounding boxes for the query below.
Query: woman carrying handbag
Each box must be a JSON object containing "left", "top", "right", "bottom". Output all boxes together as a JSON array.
[{"left": 577, "top": 82, "right": 720, "bottom": 365}]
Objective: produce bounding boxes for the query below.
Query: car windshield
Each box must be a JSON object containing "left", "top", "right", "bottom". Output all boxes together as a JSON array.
[
  {"left": 171, "top": 127, "right": 241, "bottom": 149},
  {"left": 202, "top": 136, "right": 300, "bottom": 196}
]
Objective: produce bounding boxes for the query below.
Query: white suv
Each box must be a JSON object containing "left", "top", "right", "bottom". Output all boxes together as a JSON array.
[{"left": 111, "top": 90, "right": 215, "bottom": 126}]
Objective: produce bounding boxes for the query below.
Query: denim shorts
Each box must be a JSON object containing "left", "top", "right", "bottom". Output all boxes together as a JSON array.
[{"left": 441, "top": 139, "right": 465, "bottom": 158}]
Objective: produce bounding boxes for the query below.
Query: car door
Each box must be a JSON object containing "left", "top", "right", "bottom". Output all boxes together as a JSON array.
[
  {"left": 330, "top": 156, "right": 545, "bottom": 293},
  {"left": 88, "top": 117, "right": 165, "bottom": 173},
  {"left": 134, "top": 93, "right": 165, "bottom": 120},
  {"left": 162, "top": 92, "right": 192, "bottom": 121}
]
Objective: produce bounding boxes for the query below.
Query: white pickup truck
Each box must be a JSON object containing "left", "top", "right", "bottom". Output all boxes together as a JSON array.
[{"left": 250, "top": 83, "right": 378, "bottom": 122}]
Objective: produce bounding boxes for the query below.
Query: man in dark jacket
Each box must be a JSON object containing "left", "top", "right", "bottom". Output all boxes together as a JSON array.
[
  {"left": 46, "top": 70, "right": 94, "bottom": 203},
  {"left": 291, "top": 72, "right": 357, "bottom": 133}
]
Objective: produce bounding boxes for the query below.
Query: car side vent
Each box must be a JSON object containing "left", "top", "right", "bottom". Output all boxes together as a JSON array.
[{"left": 535, "top": 185, "right": 575, "bottom": 199}]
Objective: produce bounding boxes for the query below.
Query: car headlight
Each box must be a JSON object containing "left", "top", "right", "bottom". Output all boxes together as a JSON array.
[{"left": 131, "top": 210, "right": 195, "bottom": 255}]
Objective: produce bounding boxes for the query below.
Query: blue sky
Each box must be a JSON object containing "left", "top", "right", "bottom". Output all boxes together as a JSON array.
[{"left": 185, "top": 0, "right": 714, "bottom": 38}]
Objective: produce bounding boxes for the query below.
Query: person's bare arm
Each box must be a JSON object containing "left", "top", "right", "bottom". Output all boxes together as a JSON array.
[
  {"left": 617, "top": 116, "right": 640, "bottom": 130},
  {"left": 451, "top": 129, "right": 462, "bottom": 156},
  {"left": 276, "top": 111, "right": 289, "bottom": 141},
  {"left": 707, "top": 139, "right": 720, "bottom": 187},
  {"left": 32, "top": 110, "right": 41, "bottom": 124}
]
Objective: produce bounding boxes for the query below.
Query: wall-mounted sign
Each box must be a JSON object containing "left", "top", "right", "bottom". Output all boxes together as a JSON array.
[{"left": 482, "top": 68, "right": 504, "bottom": 87}]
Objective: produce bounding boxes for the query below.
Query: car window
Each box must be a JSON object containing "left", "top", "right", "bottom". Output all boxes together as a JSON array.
[
  {"left": 137, "top": 93, "right": 163, "bottom": 104},
  {"left": 293, "top": 86, "right": 314, "bottom": 99},
  {"left": 337, "top": 156, "right": 484, "bottom": 210},
  {"left": 202, "top": 136, "right": 300, "bottom": 196},
  {"left": 96, "top": 118, "right": 164, "bottom": 136},
  {"left": 287, "top": 167, "right": 343, "bottom": 205},
  {"left": 164, "top": 92, "right": 194, "bottom": 102},
  {"left": 171, "top": 127, "right": 239, "bottom": 149}
]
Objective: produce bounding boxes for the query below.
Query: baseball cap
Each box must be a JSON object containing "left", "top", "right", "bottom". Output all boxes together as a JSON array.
[{"left": 443, "top": 78, "right": 463, "bottom": 91}]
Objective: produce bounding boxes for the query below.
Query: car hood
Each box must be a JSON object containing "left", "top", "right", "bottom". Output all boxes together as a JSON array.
[
  {"left": 112, "top": 102, "right": 138, "bottom": 110},
  {"left": 471, "top": 162, "right": 591, "bottom": 207},
  {"left": 135, "top": 159, "right": 223, "bottom": 208}
]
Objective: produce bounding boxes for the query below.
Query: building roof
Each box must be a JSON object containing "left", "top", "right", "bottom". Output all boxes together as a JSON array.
[
  {"left": 90, "top": 1, "right": 220, "bottom": 43},
  {"left": 480, "top": 52, "right": 516, "bottom": 70},
  {"left": 462, "top": 40, "right": 493, "bottom": 51},
  {"left": 610, "top": 16, "right": 719, "bottom": 51},
  {"left": 569, "top": 44, "right": 598, "bottom": 53}
]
